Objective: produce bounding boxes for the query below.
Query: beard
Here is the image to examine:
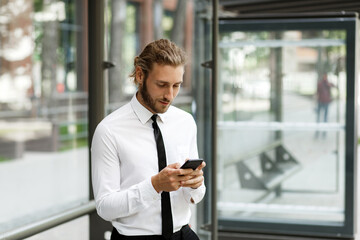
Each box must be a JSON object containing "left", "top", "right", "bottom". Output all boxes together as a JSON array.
[{"left": 139, "top": 78, "right": 170, "bottom": 114}]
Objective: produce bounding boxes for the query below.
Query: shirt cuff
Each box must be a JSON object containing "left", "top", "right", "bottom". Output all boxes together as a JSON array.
[
  {"left": 138, "top": 178, "right": 162, "bottom": 202},
  {"left": 183, "top": 184, "right": 206, "bottom": 204}
]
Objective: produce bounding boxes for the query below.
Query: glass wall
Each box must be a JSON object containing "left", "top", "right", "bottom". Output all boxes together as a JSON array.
[
  {"left": 100, "top": 0, "right": 212, "bottom": 238},
  {"left": 216, "top": 17, "right": 357, "bottom": 237},
  {"left": 24, "top": 216, "right": 89, "bottom": 240},
  {"left": 0, "top": 0, "right": 89, "bottom": 235},
  {"left": 104, "top": 0, "right": 199, "bottom": 113}
]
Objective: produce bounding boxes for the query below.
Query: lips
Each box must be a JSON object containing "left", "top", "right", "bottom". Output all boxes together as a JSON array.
[{"left": 159, "top": 100, "right": 170, "bottom": 106}]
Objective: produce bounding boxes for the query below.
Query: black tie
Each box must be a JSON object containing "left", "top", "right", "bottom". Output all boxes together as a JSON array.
[{"left": 151, "top": 114, "right": 173, "bottom": 239}]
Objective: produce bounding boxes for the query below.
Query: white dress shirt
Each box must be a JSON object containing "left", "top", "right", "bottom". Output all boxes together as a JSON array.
[{"left": 91, "top": 94, "right": 206, "bottom": 236}]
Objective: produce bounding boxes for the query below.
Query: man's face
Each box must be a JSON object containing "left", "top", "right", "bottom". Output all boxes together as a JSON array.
[{"left": 137, "top": 63, "right": 184, "bottom": 114}]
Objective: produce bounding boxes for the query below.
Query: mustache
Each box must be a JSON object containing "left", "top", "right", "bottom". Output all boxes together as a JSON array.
[{"left": 160, "top": 99, "right": 170, "bottom": 103}]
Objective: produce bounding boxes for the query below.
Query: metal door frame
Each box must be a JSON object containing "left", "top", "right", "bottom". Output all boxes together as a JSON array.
[{"left": 210, "top": 13, "right": 358, "bottom": 239}]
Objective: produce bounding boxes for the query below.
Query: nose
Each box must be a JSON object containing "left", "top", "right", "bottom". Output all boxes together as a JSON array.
[{"left": 164, "top": 87, "right": 174, "bottom": 101}]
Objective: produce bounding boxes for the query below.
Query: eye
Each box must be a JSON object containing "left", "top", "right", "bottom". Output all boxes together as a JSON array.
[{"left": 157, "top": 83, "right": 166, "bottom": 88}]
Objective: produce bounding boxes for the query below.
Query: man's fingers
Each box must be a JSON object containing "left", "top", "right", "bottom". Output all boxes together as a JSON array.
[
  {"left": 177, "top": 174, "right": 194, "bottom": 182},
  {"left": 180, "top": 175, "right": 204, "bottom": 188},
  {"left": 175, "top": 168, "right": 193, "bottom": 176},
  {"left": 167, "top": 162, "right": 181, "bottom": 169},
  {"left": 196, "top": 161, "right": 206, "bottom": 170},
  {"left": 162, "top": 162, "right": 204, "bottom": 181},
  {"left": 185, "top": 168, "right": 204, "bottom": 177}
]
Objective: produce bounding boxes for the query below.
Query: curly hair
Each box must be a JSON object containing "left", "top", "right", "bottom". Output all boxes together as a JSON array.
[{"left": 130, "top": 39, "right": 187, "bottom": 86}]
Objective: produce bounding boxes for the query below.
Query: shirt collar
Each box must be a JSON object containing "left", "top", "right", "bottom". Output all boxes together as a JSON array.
[{"left": 130, "top": 93, "right": 167, "bottom": 124}]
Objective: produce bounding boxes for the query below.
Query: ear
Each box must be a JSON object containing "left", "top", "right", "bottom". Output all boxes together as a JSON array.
[{"left": 135, "top": 66, "right": 143, "bottom": 85}]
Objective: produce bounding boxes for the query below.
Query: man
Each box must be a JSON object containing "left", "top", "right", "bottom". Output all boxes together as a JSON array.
[
  {"left": 316, "top": 73, "right": 334, "bottom": 123},
  {"left": 315, "top": 73, "right": 336, "bottom": 138},
  {"left": 91, "top": 39, "right": 206, "bottom": 240}
]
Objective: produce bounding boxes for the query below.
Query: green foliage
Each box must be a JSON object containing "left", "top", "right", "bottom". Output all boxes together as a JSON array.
[
  {"left": 162, "top": 10, "right": 174, "bottom": 39},
  {"left": 59, "top": 122, "right": 88, "bottom": 151},
  {"left": 60, "top": 138, "right": 88, "bottom": 151},
  {"left": 0, "top": 156, "right": 9, "bottom": 163},
  {"left": 59, "top": 123, "right": 88, "bottom": 136},
  {"left": 33, "top": 0, "right": 43, "bottom": 12},
  {"left": 122, "top": 3, "right": 137, "bottom": 78},
  {"left": 126, "top": 4, "right": 136, "bottom": 33},
  {"left": 32, "top": 0, "right": 77, "bottom": 69},
  {"left": 177, "top": 104, "right": 191, "bottom": 114},
  {"left": 33, "top": 25, "right": 43, "bottom": 62}
]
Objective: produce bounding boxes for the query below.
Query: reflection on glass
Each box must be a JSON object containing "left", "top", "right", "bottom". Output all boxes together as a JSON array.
[
  {"left": 0, "top": 0, "right": 88, "bottom": 233},
  {"left": 24, "top": 216, "right": 89, "bottom": 240},
  {"left": 218, "top": 29, "right": 346, "bottom": 224},
  {"left": 103, "top": 0, "right": 210, "bottom": 235},
  {"left": 104, "top": 0, "right": 196, "bottom": 114}
]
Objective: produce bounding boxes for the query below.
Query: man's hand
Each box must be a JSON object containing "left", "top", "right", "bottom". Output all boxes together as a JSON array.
[
  {"left": 180, "top": 161, "right": 206, "bottom": 189},
  {"left": 151, "top": 163, "right": 194, "bottom": 193}
]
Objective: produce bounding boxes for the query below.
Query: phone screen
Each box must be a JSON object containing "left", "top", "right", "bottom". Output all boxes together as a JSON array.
[{"left": 180, "top": 159, "right": 203, "bottom": 170}]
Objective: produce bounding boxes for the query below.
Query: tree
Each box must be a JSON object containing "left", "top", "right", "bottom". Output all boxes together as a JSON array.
[
  {"left": 171, "top": 0, "right": 187, "bottom": 47},
  {"left": 153, "top": 0, "right": 163, "bottom": 40},
  {"left": 41, "top": 0, "right": 59, "bottom": 116},
  {"left": 108, "top": 0, "right": 126, "bottom": 103}
]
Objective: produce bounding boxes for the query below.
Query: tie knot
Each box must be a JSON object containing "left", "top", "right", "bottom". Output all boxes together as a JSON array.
[{"left": 151, "top": 114, "right": 158, "bottom": 123}]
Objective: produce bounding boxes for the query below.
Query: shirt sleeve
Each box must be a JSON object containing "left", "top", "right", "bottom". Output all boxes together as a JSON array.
[
  {"left": 91, "top": 123, "right": 161, "bottom": 221},
  {"left": 182, "top": 184, "right": 206, "bottom": 204},
  {"left": 182, "top": 116, "right": 206, "bottom": 204}
]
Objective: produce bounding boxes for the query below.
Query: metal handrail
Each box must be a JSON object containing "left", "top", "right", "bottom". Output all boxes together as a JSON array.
[{"left": 0, "top": 201, "right": 96, "bottom": 240}]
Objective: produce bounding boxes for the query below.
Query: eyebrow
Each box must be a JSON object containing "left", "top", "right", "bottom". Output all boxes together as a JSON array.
[{"left": 156, "top": 80, "right": 183, "bottom": 84}]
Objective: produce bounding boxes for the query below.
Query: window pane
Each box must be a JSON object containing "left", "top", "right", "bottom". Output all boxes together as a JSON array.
[
  {"left": 24, "top": 216, "right": 89, "bottom": 240},
  {"left": 104, "top": 0, "right": 196, "bottom": 114},
  {"left": 103, "top": 0, "right": 209, "bottom": 235},
  {"left": 218, "top": 29, "right": 346, "bottom": 224},
  {"left": 0, "top": 0, "right": 88, "bottom": 233}
]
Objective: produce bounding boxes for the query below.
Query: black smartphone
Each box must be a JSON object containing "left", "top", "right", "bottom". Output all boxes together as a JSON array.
[{"left": 180, "top": 159, "right": 204, "bottom": 170}]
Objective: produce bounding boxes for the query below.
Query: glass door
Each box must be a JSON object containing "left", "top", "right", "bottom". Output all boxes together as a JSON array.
[
  {"left": 215, "top": 16, "right": 358, "bottom": 238},
  {"left": 0, "top": 0, "right": 89, "bottom": 236}
]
